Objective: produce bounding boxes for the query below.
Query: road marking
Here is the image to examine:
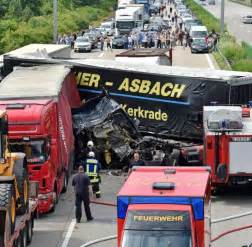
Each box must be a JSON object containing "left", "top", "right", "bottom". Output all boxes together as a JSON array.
[
  {"left": 98, "top": 52, "right": 104, "bottom": 58},
  {"left": 61, "top": 219, "right": 76, "bottom": 247},
  {"left": 205, "top": 54, "right": 215, "bottom": 69}
]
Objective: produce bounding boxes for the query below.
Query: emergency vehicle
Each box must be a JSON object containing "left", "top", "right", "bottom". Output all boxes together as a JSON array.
[
  {"left": 117, "top": 166, "right": 211, "bottom": 247},
  {"left": 0, "top": 65, "right": 81, "bottom": 213},
  {"left": 204, "top": 105, "right": 252, "bottom": 188}
]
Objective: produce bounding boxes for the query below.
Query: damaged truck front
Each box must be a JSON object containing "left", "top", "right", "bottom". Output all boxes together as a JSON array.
[{"left": 72, "top": 93, "right": 139, "bottom": 167}]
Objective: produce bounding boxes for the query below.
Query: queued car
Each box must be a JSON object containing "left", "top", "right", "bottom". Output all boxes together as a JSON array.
[
  {"left": 89, "top": 28, "right": 103, "bottom": 40},
  {"left": 184, "top": 19, "right": 202, "bottom": 31},
  {"left": 112, "top": 35, "right": 125, "bottom": 49},
  {"left": 191, "top": 38, "right": 210, "bottom": 53},
  {"left": 149, "top": 5, "right": 159, "bottom": 15},
  {"left": 190, "top": 25, "right": 208, "bottom": 40},
  {"left": 242, "top": 15, "right": 252, "bottom": 24},
  {"left": 74, "top": 37, "right": 92, "bottom": 52},
  {"left": 83, "top": 33, "right": 98, "bottom": 48},
  {"left": 208, "top": 0, "right": 215, "bottom": 5},
  {"left": 100, "top": 21, "right": 115, "bottom": 36}
]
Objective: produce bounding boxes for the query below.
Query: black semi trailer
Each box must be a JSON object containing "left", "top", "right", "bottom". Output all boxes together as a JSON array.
[{"left": 2, "top": 55, "right": 252, "bottom": 166}]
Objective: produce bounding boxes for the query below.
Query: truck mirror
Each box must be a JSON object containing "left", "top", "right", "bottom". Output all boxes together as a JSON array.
[{"left": 0, "top": 118, "right": 8, "bottom": 135}]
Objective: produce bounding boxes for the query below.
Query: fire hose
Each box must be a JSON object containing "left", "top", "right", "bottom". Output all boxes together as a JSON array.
[
  {"left": 79, "top": 235, "right": 117, "bottom": 247},
  {"left": 89, "top": 200, "right": 252, "bottom": 245}
]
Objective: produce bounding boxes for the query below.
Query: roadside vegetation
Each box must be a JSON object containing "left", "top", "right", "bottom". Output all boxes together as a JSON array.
[
  {"left": 0, "top": 0, "right": 116, "bottom": 54},
  {"left": 185, "top": 0, "right": 252, "bottom": 72}
]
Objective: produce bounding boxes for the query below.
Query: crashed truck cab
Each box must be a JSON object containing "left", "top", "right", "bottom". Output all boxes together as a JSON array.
[
  {"left": 117, "top": 167, "right": 211, "bottom": 247},
  {"left": 204, "top": 105, "right": 252, "bottom": 188}
]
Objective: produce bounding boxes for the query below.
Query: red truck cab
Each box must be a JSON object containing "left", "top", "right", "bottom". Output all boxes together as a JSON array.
[
  {"left": 117, "top": 167, "right": 211, "bottom": 247},
  {"left": 0, "top": 65, "right": 80, "bottom": 213}
]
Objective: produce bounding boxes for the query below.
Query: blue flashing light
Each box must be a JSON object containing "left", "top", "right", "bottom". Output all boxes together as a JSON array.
[
  {"left": 249, "top": 101, "right": 252, "bottom": 107},
  {"left": 117, "top": 196, "right": 204, "bottom": 220}
]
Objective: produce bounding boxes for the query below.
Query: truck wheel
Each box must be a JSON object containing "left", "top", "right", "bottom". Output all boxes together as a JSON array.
[
  {"left": 14, "top": 230, "right": 24, "bottom": 247},
  {"left": 21, "top": 226, "right": 27, "bottom": 247},
  {"left": 14, "top": 235, "right": 22, "bottom": 247},
  {"left": 62, "top": 171, "right": 69, "bottom": 193},
  {"left": 0, "top": 184, "right": 16, "bottom": 246},
  {"left": 14, "top": 158, "right": 29, "bottom": 215},
  {"left": 51, "top": 186, "right": 58, "bottom": 213},
  {"left": 26, "top": 218, "right": 33, "bottom": 245}
]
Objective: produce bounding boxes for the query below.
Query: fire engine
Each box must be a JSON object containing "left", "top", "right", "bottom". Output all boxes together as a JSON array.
[
  {"left": 204, "top": 105, "right": 252, "bottom": 188},
  {"left": 117, "top": 166, "right": 211, "bottom": 247}
]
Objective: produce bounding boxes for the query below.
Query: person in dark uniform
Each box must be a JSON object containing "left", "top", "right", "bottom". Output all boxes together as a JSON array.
[
  {"left": 128, "top": 152, "right": 145, "bottom": 175},
  {"left": 72, "top": 166, "right": 93, "bottom": 223}
]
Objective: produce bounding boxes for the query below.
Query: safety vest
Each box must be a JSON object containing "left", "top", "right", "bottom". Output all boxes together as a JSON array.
[{"left": 85, "top": 159, "right": 99, "bottom": 183}]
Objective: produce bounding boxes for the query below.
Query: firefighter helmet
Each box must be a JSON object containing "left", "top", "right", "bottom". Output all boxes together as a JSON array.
[{"left": 88, "top": 151, "right": 95, "bottom": 158}]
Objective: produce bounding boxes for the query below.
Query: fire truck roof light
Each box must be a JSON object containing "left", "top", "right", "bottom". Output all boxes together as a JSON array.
[
  {"left": 6, "top": 104, "right": 26, "bottom": 109},
  {"left": 153, "top": 182, "right": 175, "bottom": 190},
  {"left": 117, "top": 196, "right": 204, "bottom": 220}
]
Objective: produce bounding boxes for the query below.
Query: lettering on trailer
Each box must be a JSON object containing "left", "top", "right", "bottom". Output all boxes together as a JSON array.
[
  {"left": 58, "top": 113, "right": 68, "bottom": 155},
  {"left": 76, "top": 72, "right": 186, "bottom": 99},
  {"left": 74, "top": 67, "right": 229, "bottom": 140},
  {"left": 120, "top": 104, "right": 168, "bottom": 121},
  {"left": 133, "top": 215, "right": 184, "bottom": 222}
]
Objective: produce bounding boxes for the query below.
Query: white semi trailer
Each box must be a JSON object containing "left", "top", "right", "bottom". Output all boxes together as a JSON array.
[{"left": 115, "top": 4, "right": 144, "bottom": 35}]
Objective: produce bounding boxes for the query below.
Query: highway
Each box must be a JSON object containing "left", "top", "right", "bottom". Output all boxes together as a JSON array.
[
  {"left": 202, "top": 0, "right": 252, "bottom": 44},
  {"left": 30, "top": 173, "right": 252, "bottom": 247},
  {"left": 71, "top": 46, "right": 218, "bottom": 68}
]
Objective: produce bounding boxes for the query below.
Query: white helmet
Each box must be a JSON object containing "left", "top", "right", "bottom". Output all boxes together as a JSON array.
[
  {"left": 87, "top": 140, "right": 94, "bottom": 147},
  {"left": 88, "top": 151, "right": 95, "bottom": 158}
]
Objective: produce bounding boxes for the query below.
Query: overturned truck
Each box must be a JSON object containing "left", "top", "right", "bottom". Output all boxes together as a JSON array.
[{"left": 2, "top": 54, "right": 252, "bottom": 167}]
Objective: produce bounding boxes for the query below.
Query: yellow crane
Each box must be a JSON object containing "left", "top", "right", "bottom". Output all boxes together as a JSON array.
[{"left": 0, "top": 110, "right": 29, "bottom": 246}]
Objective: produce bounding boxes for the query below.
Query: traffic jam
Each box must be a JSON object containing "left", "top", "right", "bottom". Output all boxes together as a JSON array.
[{"left": 0, "top": 0, "right": 252, "bottom": 247}]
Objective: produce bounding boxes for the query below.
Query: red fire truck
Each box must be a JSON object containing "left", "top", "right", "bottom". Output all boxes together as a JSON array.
[
  {"left": 117, "top": 166, "right": 211, "bottom": 247},
  {"left": 204, "top": 105, "right": 252, "bottom": 189},
  {"left": 0, "top": 65, "right": 81, "bottom": 213}
]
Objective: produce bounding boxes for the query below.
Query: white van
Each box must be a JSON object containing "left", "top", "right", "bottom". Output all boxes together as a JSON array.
[
  {"left": 100, "top": 21, "right": 115, "bottom": 36},
  {"left": 190, "top": 26, "right": 208, "bottom": 40}
]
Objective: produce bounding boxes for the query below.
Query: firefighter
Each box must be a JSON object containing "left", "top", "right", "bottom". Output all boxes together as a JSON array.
[
  {"left": 85, "top": 140, "right": 98, "bottom": 158},
  {"left": 84, "top": 151, "right": 101, "bottom": 198}
]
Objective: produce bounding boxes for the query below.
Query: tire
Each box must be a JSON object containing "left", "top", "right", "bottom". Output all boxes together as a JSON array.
[
  {"left": 0, "top": 184, "right": 16, "bottom": 247},
  {"left": 26, "top": 218, "right": 33, "bottom": 245},
  {"left": 14, "top": 235, "right": 22, "bottom": 247},
  {"left": 21, "top": 227, "right": 27, "bottom": 247},
  {"left": 14, "top": 157, "right": 29, "bottom": 215},
  {"left": 14, "top": 229, "right": 25, "bottom": 247},
  {"left": 50, "top": 186, "right": 58, "bottom": 213},
  {"left": 62, "top": 171, "right": 68, "bottom": 193}
]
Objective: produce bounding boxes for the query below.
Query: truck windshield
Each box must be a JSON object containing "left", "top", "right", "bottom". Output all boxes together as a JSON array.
[
  {"left": 122, "top": 230, "right": 192, "bottom": 247},
  {"left": 191, "top": 31, "right": 207, "bottom": 38},
  {"left": 9, "top": 139, "right": 46, "bottom": 164},
  {"left": 123, "top": 210, "right": 192, "bottom": 247},
  {"left": 116, "top": 21, "right": 135, "bottom": 29}
]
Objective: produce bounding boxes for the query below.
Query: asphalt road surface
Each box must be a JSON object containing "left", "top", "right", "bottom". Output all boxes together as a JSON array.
[
  {"left": 71, "top": 45, "right": 218, "bottom": 69},
  {"left": 30, "top": 173, "right": 252, "bottom": 247},
  {"left": 201, "top": 0, "right": 252, "bottom": 44}
]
